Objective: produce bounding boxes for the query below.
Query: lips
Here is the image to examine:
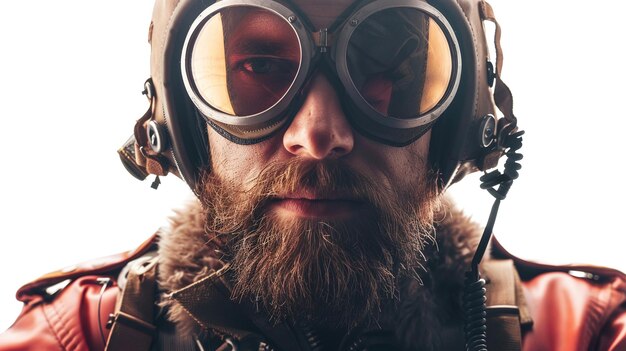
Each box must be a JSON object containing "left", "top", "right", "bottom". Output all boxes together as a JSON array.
[{"left": 268, "top": 192, "right": 365, "bottom": 219}]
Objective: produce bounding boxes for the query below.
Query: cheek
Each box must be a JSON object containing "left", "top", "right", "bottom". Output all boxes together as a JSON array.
[
  {"left": 405, "top": 131, "right": 431, "bottom": 167},
  {"left": 399, "top": 132, "right": 431, "bottom": 174},
  {"left": 207, "top": 128, "right": 281, "bottom": 183},
  {"left": 352, "top": 131, "right": 431, "bottom": 189}
]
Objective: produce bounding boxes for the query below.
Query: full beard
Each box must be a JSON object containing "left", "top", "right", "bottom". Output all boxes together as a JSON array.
[{"left": 197, "top": 158, "right": 439, "bottom": 329}]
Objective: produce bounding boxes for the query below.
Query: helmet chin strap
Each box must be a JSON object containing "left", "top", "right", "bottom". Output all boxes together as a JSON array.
[{"left": 463, "top": 2, "right": 525, "bottom": 350}]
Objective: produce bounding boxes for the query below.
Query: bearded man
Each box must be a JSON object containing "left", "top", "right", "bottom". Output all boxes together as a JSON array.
[{"left": 1, "top": 0, "right": 625, "bottom": 350}]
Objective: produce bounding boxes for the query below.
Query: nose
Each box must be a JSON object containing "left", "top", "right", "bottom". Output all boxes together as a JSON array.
[{"left": 283, "top": 73, "right": 354, "bottom": 159}]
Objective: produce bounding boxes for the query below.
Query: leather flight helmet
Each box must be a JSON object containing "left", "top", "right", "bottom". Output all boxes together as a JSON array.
[{"left": 118, "top": 0, "right": 518, "bottom": 194}]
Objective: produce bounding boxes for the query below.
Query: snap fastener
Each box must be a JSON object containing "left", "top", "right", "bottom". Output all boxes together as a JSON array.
[
  {"left": 147, "top": 120, "right": 168, "bottom": 153},
  {"left": 142, "top": 79, "right": 155, "bottom": 100},
  {"left": 479, "top": 114, "right": 496, "bottom": 148}
]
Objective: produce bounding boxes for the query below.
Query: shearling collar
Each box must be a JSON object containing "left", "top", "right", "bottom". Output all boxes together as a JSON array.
[{"left": 156, "top": 196, "right": 486, "bottom": 348}]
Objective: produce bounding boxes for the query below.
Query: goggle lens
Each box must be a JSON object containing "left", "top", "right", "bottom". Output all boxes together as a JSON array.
[
  {"left": 182, "top": 0, "right": 460, "bottom": 143},
  {"left": 346, "top": 7, "right": 453, "bottom": 119},
  {"left": 190, "top": 7, "right": 302, "bottom": 116}
]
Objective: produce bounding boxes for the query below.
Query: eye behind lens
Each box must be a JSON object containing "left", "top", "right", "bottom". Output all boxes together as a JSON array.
[
  {"left": 334, "top": 0, "right": 462, "bottom": 131},
  {"left": 187, "top": 6, "right": 303, "bottom": 120}
]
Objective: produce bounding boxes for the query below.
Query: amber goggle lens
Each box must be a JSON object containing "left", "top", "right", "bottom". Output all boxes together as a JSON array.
[
  {"left": 189, "top": 7, "right": 302, "bottom": 117},
  {"left": 347, "top": 8, "right": 453, "bottom": 119}
]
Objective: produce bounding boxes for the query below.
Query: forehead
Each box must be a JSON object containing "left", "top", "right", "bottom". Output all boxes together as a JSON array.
[{"left": 288, "top": 0, "right": 357, "bottom": 29}]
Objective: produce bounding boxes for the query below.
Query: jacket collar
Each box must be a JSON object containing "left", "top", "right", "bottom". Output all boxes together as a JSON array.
[{"left": 166, "top": 262, "right": 311, "bottom": 349}]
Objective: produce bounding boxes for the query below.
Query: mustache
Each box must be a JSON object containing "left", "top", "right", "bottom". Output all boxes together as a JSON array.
[
  {"left": 199, "top": 158, "right": 398, "bottom": 237},
  {"left": 247, "top": 158, "right": 397, "bottom": 213},
  {"left": 199, "top": 158, "right": 428, "bottom": 238}
]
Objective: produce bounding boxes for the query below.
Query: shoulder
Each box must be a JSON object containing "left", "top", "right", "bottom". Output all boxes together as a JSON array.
[
  {"left": 15, "top": 234, "right": 159, "bottom": 303},
  {"left": 0, "top": 234, "right": 159, "bottom": 351},
  {"left": 492, "top": 239, "right": 626, "bottom": 350},
  {"left": 521, "top": 270, "right": 626, "bottom": 350}
]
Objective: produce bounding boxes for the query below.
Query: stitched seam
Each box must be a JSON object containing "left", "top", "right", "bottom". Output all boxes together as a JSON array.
[
  {"left": 160, "top": 0, "right": 183, "bottom": 67},
  {"left": 589, "top": 282, "right": 626, "bottom": 349},
  {"left": 582, "top": 296, "right": 604, "bottom": 350},
  {"left": 456, "top": 0, "right": 481, "bottom": 119},
  {"left": 174, "top": 300, "right": 235, "bottom": 339},
  {"left": 42, "top": 303, "right": 68, "bottom": 351},
  {"left": 172, "top": 287, "right": 244, "bottom": 339},
  {"left": 49, "top": 300, "right": 87, "bottom": 350},
  {"left": 50, "top": 297, "right": 86, "bottom": 350},
  {"left": 48, "top": 301, "right": 78, "bottom": 350}
]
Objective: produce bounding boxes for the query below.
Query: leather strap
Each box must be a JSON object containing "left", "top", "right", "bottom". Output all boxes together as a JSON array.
[
  {"left": 479, "top": 1, "right": 519, "bottom": 137},
  {"left": 167, "top": 264, "right": 263, "bottom": 340},
  {"left": 482, "top": 259, "right": 524, "bottom": 351},
  {"left": 105, "top": 256, "right": 158, "bottom": 351},
  {"left": 132, "top": 79, "right": 170, "bottom": 177}
]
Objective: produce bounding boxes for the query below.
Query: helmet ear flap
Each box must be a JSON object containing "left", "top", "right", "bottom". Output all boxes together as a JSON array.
[
  {"left": 118, "top": 79, "right": 179, "bottom": 187},
  {"left": 429, "top": 0, "right": 515, "bottom": 190},
  {"left": 157, "top": 0, "right": 214, "bottom": 192}
]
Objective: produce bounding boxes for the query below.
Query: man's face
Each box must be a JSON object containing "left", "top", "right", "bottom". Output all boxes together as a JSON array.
[
  {"left": 208, "top": 0, "right": 432, "bottom": 221},
  {"left": 200, "top": 0, "right": 438, "bottom": 327}
]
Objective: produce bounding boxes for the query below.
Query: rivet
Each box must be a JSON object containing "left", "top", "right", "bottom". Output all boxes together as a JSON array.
[
  {"left": 484, "top": 127, "right": 493, "bottom": 138},
  {"left": 350, "top": 18, "right": 359, "bottom": 26},
  {"left": 106, "top": 314, "right": 116, "bottom": 329},
  {"left": 287, "top": 15, "right": 296, "bottom": 23}
]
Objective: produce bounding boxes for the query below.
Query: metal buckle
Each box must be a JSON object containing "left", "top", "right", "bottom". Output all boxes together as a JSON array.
[{"left": 106, "top": 311, "right": 156, "bottom": 335}]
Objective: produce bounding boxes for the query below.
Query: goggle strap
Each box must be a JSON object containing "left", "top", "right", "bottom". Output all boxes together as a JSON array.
[
  {"left": 480, "top": 1, "right": 518, "bottom": 131},
  {"left": 480, "top": 2, "right": 502, "bottom": 79},
  {"left": 131, "top": 106, "right": 151, "bottom": 169},
  {"left": 133, "top": 89, "right": 155, "bottom": 152}
]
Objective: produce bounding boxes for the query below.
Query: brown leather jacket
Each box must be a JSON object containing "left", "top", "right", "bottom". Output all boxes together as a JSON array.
[{"left": 1, "top": 234, "right": 625, "bottom": 351}]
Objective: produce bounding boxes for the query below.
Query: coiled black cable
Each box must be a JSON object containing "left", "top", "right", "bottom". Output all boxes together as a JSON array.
[
  {"left": 463, "top": 276, "right": 487, "bottom": 351},
  {"left": 463, "top": 128, "right": 524, "bottom": 351}
]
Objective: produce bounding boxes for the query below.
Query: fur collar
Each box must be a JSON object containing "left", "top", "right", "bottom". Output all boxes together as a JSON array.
[{"left": 157, "top": 196, "right": 486, "bottom": 348}]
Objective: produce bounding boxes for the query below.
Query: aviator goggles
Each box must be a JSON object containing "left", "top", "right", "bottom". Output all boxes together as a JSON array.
[{"left": 181, "top": 0, "right": 462, "bottom": 146}]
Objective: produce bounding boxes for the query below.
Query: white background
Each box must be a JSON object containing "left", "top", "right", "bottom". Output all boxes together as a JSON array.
[{"left": 1, "top": 1, "right": 625, "bottom": 332}]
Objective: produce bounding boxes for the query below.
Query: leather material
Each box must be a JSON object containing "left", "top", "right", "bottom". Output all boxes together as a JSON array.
[
  {"left": 2, "top": 256, "right": 625, "bottom": 350},
  {"left": 0, "top": 304, "right": 62, "bottom": 351},
  {"left": 16, "top": 233, "right": 158, "bottom": 303},
  {"left": 2, "top": 228, "right": 625, "bottom": 350},
  {"left": 105, "top": 256, "right": 158, "bottom": 351},
  {"left": 0, "top": 235, "right": 158, "bottom": 351},
  {"left": 0, "top": 275, "right": 119, "bottom": 351},
  {"left": 148, "top": 0, "right": 206, "bottom": 188},
  {"left": 483, "top": 260, "right": 524, "bottom": 350},
  {"left": 597, "top": 311, "right": 626, "bottom": 350},
  {"left": 492, "top": 238, "right": 626, "bottom": 351},
  {"left": 167, "top": 264, "right": 263, "bottom": 340},
  {"left": 522, "top": 272, "right": 626, "bottom": 351}
]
